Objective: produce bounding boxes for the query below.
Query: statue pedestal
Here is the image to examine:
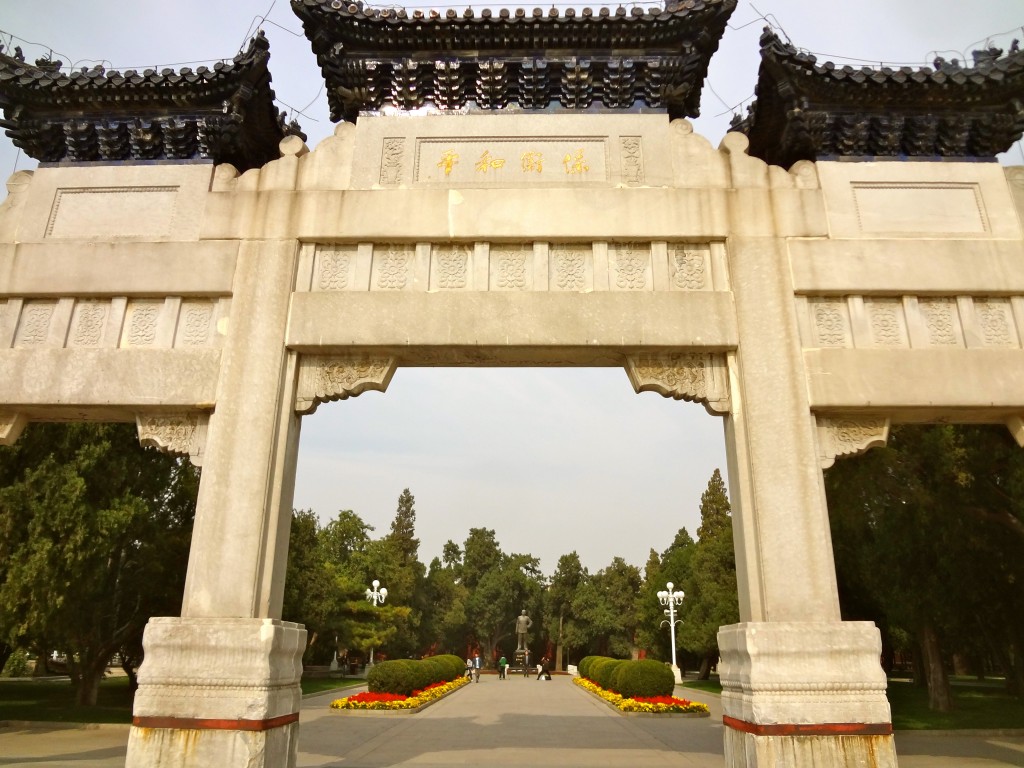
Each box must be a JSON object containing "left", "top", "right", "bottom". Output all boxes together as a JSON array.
[{"left": 512, "top": 649, "right": 529, "bottom": 673}]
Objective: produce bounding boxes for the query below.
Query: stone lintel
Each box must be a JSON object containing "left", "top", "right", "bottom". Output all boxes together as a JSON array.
[
  {"left": 624, "top": 352, "right": 730, "bottom": 415},
  {"left": 295, "top": 354, "right": 397, "bottom": 414}
]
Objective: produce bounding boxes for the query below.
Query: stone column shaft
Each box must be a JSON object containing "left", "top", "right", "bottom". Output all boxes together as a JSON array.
[{"left": 126, "top": 239, "right": 306, "bottom": 768}]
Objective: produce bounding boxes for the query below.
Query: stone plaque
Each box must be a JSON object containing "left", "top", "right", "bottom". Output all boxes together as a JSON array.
[{"left": 414, "top": 138, "right": 607, "bottom": 184}]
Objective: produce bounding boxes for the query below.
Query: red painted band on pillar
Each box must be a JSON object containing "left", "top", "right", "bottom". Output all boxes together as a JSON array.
[
  {"left": 722, "top": 715, "right": 893, "bottom": 737},
  {"left": 132, "top": 712, "right": 299, "bottom": 732}
]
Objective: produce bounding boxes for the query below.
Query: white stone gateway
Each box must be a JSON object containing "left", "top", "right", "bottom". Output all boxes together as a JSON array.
[{"left": 1, "top": 7, "right": 1023, "bottom": 766}]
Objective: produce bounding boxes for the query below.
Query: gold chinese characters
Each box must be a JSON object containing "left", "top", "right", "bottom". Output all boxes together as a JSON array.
[{"left": 435, "top": 147, "right": 591, "bottom": 177}]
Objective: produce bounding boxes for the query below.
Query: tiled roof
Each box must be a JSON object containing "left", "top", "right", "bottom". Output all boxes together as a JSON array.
[
  {"left": 733, "top": 29, "right": 1024, "bottom": 168},
  {"left": 290, "top": 0, "right": 736, "bottom": 121},
  {"left": 0, "top": 32, "right": 304, "bottom": 170}
]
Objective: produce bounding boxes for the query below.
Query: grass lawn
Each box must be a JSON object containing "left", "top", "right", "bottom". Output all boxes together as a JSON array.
[
  {"left": 300, "top": 676, "right": 364, "bottom": 696},
  {"left": 0, "top": 675, "right": 363, "bottom": 724},
  {"left": 888, "top": 679, "right": 1024, "bottom": 731},
  {"left": 681, "top": 678, "right": 723, "bottom": 694},
  {"left": 0, "top": 677, "right": 134, "bottom": 724},
  {"left": 678, "top": 676, "right": 1024, "bottom": 731}
]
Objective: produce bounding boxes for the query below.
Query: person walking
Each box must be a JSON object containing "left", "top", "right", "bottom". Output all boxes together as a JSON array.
[
  {"left": 498, "top": 655, "right": 508, "bottom": 680},
  {"left": 522, "top": 649, "right": 530, "bottom": 677},
  {"left": 473, "top": 653, "right": 481, "bottom": 682}
]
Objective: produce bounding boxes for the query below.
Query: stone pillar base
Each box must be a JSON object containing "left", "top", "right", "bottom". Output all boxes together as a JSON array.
[
  {"left": 126, "top": 617, "right": 307, "bottom": 768},
  {"left": 718, "top": 621, "right": 898, "bottom": 768}
]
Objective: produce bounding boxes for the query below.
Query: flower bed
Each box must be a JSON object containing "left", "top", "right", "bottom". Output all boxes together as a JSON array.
[
  {"left": 574, "top": 676, "right": 710, "bottom": 716},
  {"left": 330, "top": 675, "right": 470, "bottom": 712}
]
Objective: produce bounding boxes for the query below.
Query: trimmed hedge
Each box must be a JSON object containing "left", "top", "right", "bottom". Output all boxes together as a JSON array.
[
  {"left": 613, "top": 659, "right": 675, "bottom": 699},
  {"left": 367, "top": 654, "right": 467, "bottom": 696},
  {"left": 579, "top": 655, "right": 675, "bottom": 698},
  {"left": 578, "top": 655, "right": 599, "bottom": 680},
  {"left": 591, "top": 658, "right": 625, "bottom": 691}
]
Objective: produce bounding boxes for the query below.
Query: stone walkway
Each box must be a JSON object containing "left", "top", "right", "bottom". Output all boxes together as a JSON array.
[{"left": 2, "top": 674, "right": 1023, "bottom": 767}]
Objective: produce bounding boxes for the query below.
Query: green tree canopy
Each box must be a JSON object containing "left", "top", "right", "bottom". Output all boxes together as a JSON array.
[{"left": 0, "top": 423, "right": 197, "bottom": 704}]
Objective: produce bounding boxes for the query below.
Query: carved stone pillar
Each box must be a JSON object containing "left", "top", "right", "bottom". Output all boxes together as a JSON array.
[
  {"left": 126, "top": 240, "right": 305, "bottom": 768},
  {"left": 719, "top": 225, "right": 896, "bottom": 766}
]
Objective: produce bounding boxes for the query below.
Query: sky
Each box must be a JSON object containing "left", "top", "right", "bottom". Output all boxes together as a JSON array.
[{"left": 1, "top": 2, "right": 1021, "bottom": 576}]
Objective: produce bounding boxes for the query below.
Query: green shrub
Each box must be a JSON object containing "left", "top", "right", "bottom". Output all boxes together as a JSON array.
[
  {"left": 1, "top": 649, "right": 30, "bottom": 678},
  {"left": 613, "top": 659, "right": 675, "bottom": 699},
  {"left": 369, "top": 655, "right": 467, "bottom": 695},
  {"left": 367, "top": 660, "right": 417, "bottom": 696},
  {"left": 436, "top": 654, "right": 466, "bottom": 680},
  {"left": 578, "top": 655, "right": 599, "bottom": 679},
  {"left": 591, "top": 658, "right": 625, "bottom": 691}
]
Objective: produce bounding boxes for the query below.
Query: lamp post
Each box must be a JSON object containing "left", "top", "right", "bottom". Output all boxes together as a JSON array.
[
  {"left": 365, "top": 579, "right": 387, "bottom": 666},
  {"left": 657, "top": 581, "right": 685, "bottom": 684}
]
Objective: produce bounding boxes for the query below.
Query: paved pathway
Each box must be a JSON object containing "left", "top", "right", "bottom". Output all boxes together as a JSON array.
[{"left": 2, "top": 674, "right": 1024, "bottom": 767}]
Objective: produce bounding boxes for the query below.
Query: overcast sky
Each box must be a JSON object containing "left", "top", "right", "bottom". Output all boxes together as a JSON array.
[{"left": 1, "top": 2, "right": 1021, "bottom": 576}]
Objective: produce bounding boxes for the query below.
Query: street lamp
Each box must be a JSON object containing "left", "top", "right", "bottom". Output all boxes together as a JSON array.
[
  {"left": 365, "top": 579, "right": 387, "bottom": 666},
  {"left": 657, "top": 581, "right": 685, "bottom": 684}
]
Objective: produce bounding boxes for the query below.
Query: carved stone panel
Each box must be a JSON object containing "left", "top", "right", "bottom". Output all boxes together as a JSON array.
[
  {"left": 69, "top": 301, "right": 109, "bottom": 347},
  {"left": 974, "top": 299, "right": 1018, "bottom": 347},
  {"left": 372, "top": 244, "right": 413, "bottom": 291},
  {"left": 610, "top": 242, "right": 650, "bottom": 291},
  {"left": 295, "top": 355, "right": 398, "bottom": 414},
  {"left": 867, "top": 299, "right": 908, "bottom": 347},
  {"left": 136, "top": 413, "right": 209, "bottom": 467},
  {"left": 490, "top": 243, "right": 531, "bottom": 291},
  {"left": 432, "top": 244, "right": 471, "bottom": 290},
  {"left": 816, "top": 416, "right": 890, "bottom": 469},
  {"left": 918, "top": 298, "right": 963, "bottom": 346},
  {"left": 549, "top": 244, "right": 591, "bottom": 292},
  {"left": 379, "top": 138, "right": 406, "bottom": 186},
  {"left": 668, "top": 245, "right": 709, "bottom": 291},
  {"left": 14, "top": 301, "right": 56, "bottom": 348},
  {"left": 315, "top": 244, "right": 356, "bottom": 292},
  {"left": 176, "top": 301, "right": 214, "bottom": 347},
  {"left": 620, "top": 137, "right": 644, "bottom": 185},
  {"left": 624, "top": 353, "right": 730, "bottom": 415},
  {"left": 810, "top": 299, "right": 852, "bottom": 348},
  {"left": 123, "top": 300, "right": 162, "bottom": 347}
]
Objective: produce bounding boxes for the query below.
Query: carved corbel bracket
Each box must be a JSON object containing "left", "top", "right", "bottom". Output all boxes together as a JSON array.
[
  {"left": 0, "top": 412, "right": 28, "bottom": 446},
  {"left": 136, "top": 413, "right": 209, "bottom": 467},
  {"left": 624, "top": 353, "right": 731, "bottom": 415},
  {"left": 1006, "top": 416, "right": 1024, "bottom": 448},
  {"left": 296, "top": 355, "right": 397, "bottom": 415},
  {"left": 816, "top": 416, "right": 890, "bottom": 469}
]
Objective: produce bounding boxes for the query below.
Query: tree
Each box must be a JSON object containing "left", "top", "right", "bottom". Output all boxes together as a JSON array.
[
  {"left": 386, "top": 488, "right": 420, "bottom": 565},
  {"left": 826, "top": 425, "right": 1024, "bottom": 709},
  {"left": 637, "top": 529, "right": 696, "bottom": 668},
  {"left": 0, "top": 423, "right": 197, "bottom": 704},
  {"left": 545, "top": 551, "right": 587, "bottom": 670},
  {"left": 679, "top": 469, "right": 738, "bottom": 679},
  {"left": 572, "top": 556, "right": 641, "bottom": 658}
]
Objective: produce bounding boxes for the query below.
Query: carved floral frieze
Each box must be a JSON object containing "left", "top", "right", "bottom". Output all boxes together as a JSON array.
[
  {"left": 624, "top": 352, "right": 730, "bottom": 415},
  {"left": 816, "top": 416, "right": 890, "bottom": 469},
  {"left": 136, "top": 413, "right": 209, "bottom": 467},
  {"left": 295, "top": 355, "right": 398, "bottom": 414}
]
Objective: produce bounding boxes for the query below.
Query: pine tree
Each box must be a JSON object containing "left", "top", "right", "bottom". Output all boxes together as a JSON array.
[{"left": 387, "top": 488, "right": 420, "bottom": 565}]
